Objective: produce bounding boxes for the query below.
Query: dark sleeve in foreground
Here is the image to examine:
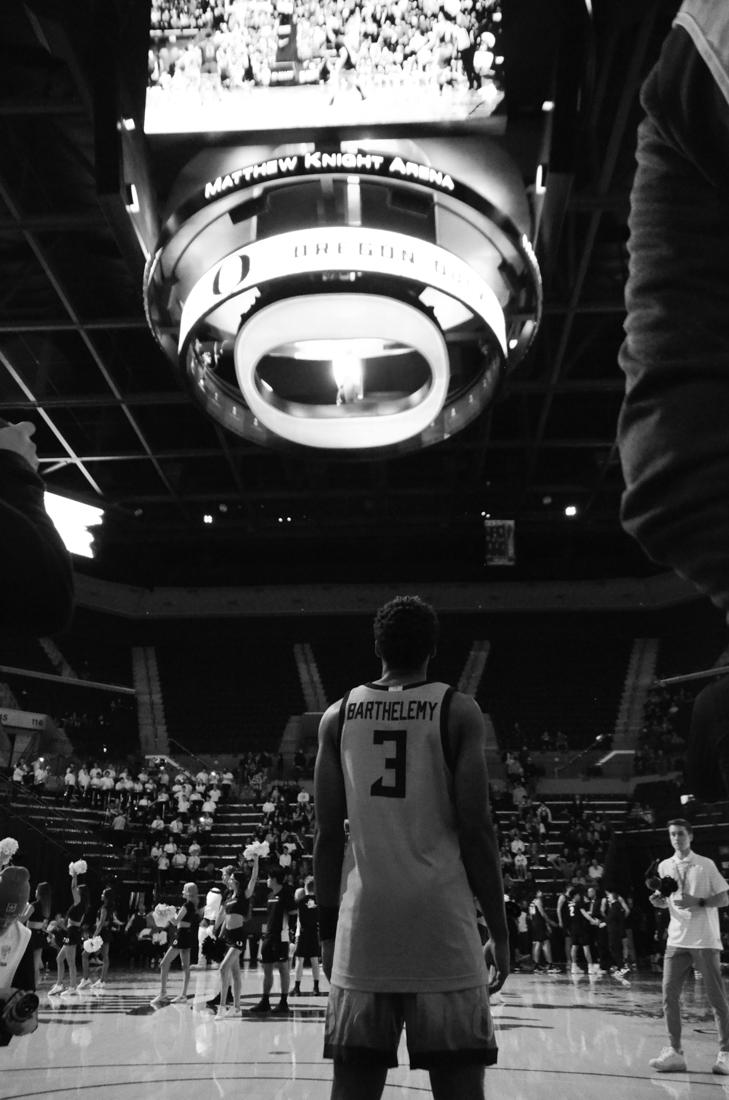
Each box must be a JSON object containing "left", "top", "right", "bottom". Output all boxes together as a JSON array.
[
  {"left": 0, "top": 452, "right": 74, "bottom": 633},
  {"left": 684, "top": 675, "right": 729, "bottom": 802},
  {"left": 12, "top": 938, "right": 36, "bottom": 992},
  {"left": 617, "top": 24, "right": 729, "bottom": 618}
]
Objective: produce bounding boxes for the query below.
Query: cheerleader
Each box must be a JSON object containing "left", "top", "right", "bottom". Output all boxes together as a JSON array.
[
  {"left": 27, "top": 881, "right": 52, "bottom": 986},
  {"left": 150, "top": 881, "right": 200, "bottom": 1006},
  {"left": 49, "top": 871, "right": 89, "bottom": 996},
  {"left": 213, "top": 854, "right": 259, "bottom": 1018},
  {"left": 79, "top": 887, "right": 120, "bottom": 990}
]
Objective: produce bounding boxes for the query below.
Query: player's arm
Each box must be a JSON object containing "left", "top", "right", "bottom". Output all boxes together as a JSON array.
[
  {"left": 313, "top": 701, "right": 347, "bottom": 974},
  {"left": 449, "top": 693, "right": 509, "bottom": 989},
  {"left": 244, "top": 853, "right": 260, "bottom": 899}
]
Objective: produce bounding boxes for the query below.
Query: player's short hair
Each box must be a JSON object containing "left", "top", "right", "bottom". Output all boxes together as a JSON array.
[
  {"left": 373, "top": 595, "right": 439, "bottom": 669},
  {"left": 267, "top": 865, "right": 285, "bottom": 883},
  {"left": 667, "top": 818, "right": 693, "bottom": 833}
]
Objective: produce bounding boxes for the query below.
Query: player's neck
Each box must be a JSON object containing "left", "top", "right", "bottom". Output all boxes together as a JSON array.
[{"left": 376, "top": 662, "right": 429, "bottom": 686}]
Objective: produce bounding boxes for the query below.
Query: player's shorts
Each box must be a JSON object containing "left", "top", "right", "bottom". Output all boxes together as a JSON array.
[
  {"left": 323, "top": 984, "right": 498, "bottom": 1070},
  {"left": 261, "top": 936, "right": 290, "bottom": 964}
]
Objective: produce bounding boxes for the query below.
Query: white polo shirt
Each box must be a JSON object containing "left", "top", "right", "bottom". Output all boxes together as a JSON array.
[{"left": 658, "top": 851, "right": 729, "bottom": 950}]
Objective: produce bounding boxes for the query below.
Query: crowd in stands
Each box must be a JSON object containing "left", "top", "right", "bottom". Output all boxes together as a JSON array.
[
  {"left": 0, "top": 677, "right": 137, "bottom": 760},
  {"left": 633, "top": 684, "right": 691, "bottom": 777},
  {"left": 11, "top": 756, "right": 236, "bottom": 888},
  {"left": 147, "top": 0, "right": 503, "bottom": 100},
  {"left": 5, "top": 758, "right": 322, "bottom": 993}
]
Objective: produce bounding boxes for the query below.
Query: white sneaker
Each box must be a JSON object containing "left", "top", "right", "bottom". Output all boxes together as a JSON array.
[
  {"left": 77, "top": 979, "right": 91, "bottom": 989},
  {"left": 60, "top": 987, "right": 79, "bottom": 998},
  {"left": 649, "top": 1047, "right": 687, "bottom": 1073},
  {"left": 91, "top": 980, "right": 105, "bottom": 989},
  {"left": 571, "top": 964, "right": 582, "bottom": 975},
  {"left": 713, "top": 1052, "right": 729, "bottom": 1075},
  {"left": 48, "top": 984, "right": 65, "bottom": 995}
]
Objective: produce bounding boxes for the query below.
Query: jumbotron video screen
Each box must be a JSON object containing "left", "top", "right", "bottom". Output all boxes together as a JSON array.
[{"left": 144, "top": 0, "right": 505, "bottom": 133}]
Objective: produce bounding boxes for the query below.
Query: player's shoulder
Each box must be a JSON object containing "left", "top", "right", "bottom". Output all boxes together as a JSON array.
[
  {"left": 318, "top": 694, "right": 349, "bottom": 746},
  {"left": 446, "top": 688, "right": 485, "bottom": 728}
]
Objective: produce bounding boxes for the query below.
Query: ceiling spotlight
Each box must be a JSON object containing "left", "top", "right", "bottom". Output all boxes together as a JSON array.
[
  {"left": 332, "top": 352, "right": 364, "bottom": 404},
  {"left": 564, "top": 505, "right": 578, "bottom": 517},
  {"left": 542, "top": 495, "right": 552, "bottom": 505},
  {"left": 203, "top": 513, "right": 214, "bottom": 524}
]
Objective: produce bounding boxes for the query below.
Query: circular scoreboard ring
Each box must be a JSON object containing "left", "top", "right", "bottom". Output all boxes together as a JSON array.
[{"left": 178, "top": 226, "right": 508, "bottom": 453}]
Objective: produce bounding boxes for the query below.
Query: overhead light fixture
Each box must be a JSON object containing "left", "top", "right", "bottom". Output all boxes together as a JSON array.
[
  {"left": 564, "top": 505, "right": 578, "bottom": 517},
  {"left": 44, "top": 492, "right": 104, "bottom": 558},
  {"left": 146, "top": 142, "right": 541, "bottom": 454},
  {"left": 332, "top": 353, "right": 364, "bottom": 404}
]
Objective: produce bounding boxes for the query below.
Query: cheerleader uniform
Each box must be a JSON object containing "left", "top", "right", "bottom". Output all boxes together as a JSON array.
[
  {"left": 27, "top": 902, "right": 48, "bottom": 951},
  {"left": 171, "top": 901, "right": 199, "bottom": 949},
  {"left": 63, "top": 901, "right": 87, "bottom": 946},
  {"left": 221, "top": 896, "right": 250, "bottom": 951},
  {"left": 97, "top": 905, "right": 113, "bottom": 944}
]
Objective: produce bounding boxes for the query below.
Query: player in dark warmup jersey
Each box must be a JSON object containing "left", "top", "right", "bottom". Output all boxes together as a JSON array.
[
  {"left": 247, "top": 866, "right": 298, "bottom": 1015},
  {"left": 292, "top": 875, "right": 322, "bottom": 996},
  {"left": 314, "top": 595, "right": 508, "bottom": 1100}
]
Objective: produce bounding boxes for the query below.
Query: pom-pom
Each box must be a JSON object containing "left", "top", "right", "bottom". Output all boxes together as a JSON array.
[
  {"left": 279, "top": 853, "right": 292, "bottom": 868},
  {"left": 243, "top": 840, "right": 269, "bottom": 860},
  {"left": 297, "top": 791, "right": 310, "bottom": 804},
  {"left": 0, "top": 837, "right": 19, "bottom": 865},
  {"left": 152, "top": 903, "right": 178, "bottom": 927},
  {"left": 262, "top": 801, "right": 275, "bottom": 815},
  {"left": 83, "top": 935, "right": 103, "bottom": 954},
  {"left": 68, "top": 859, "right": 87, "bottom": 876},
  {"left": 151, "top": 930, "right": 167, "bottom": 945}
]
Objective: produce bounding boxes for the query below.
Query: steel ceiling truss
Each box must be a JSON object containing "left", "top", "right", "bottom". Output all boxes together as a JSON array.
[{"left": 0, "top": 0, "right": 677, "bottom": 580}]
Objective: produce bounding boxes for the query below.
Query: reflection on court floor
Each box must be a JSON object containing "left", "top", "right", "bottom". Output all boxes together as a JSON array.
[{"left": 2, "top": 967, "right": 728, "bottom": 1100}]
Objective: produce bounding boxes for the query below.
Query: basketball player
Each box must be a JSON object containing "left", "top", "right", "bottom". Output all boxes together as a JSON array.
[{"left": 314, "top": 595, "right": 508, "bottom": 1100}]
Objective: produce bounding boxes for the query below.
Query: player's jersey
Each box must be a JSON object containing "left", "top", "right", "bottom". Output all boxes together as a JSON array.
[{"left": 331, "top": 680, "right": 488, "bottom": 993}]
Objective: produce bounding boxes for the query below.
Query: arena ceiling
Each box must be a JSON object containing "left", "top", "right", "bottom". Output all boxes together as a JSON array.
[{"left": 0, "top": 0, "right": 681, "bottom": 589}]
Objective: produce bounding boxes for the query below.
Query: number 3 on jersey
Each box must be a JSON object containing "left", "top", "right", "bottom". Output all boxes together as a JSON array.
[{"left": 370, "top": 729, "right": 407, "bottom": 798}]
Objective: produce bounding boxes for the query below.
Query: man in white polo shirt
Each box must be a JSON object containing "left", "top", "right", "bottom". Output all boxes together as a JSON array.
[{"left": 649, "top": 818, "right": 729, "bottom": 1074}]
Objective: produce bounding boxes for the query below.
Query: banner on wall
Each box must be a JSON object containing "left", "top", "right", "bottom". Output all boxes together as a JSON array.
[
  {"left": 484, "top": 519, "right": 515, "bottom": 566},
  {"left": 0, "top": 709, "right": 47, "bottom": 731}
]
